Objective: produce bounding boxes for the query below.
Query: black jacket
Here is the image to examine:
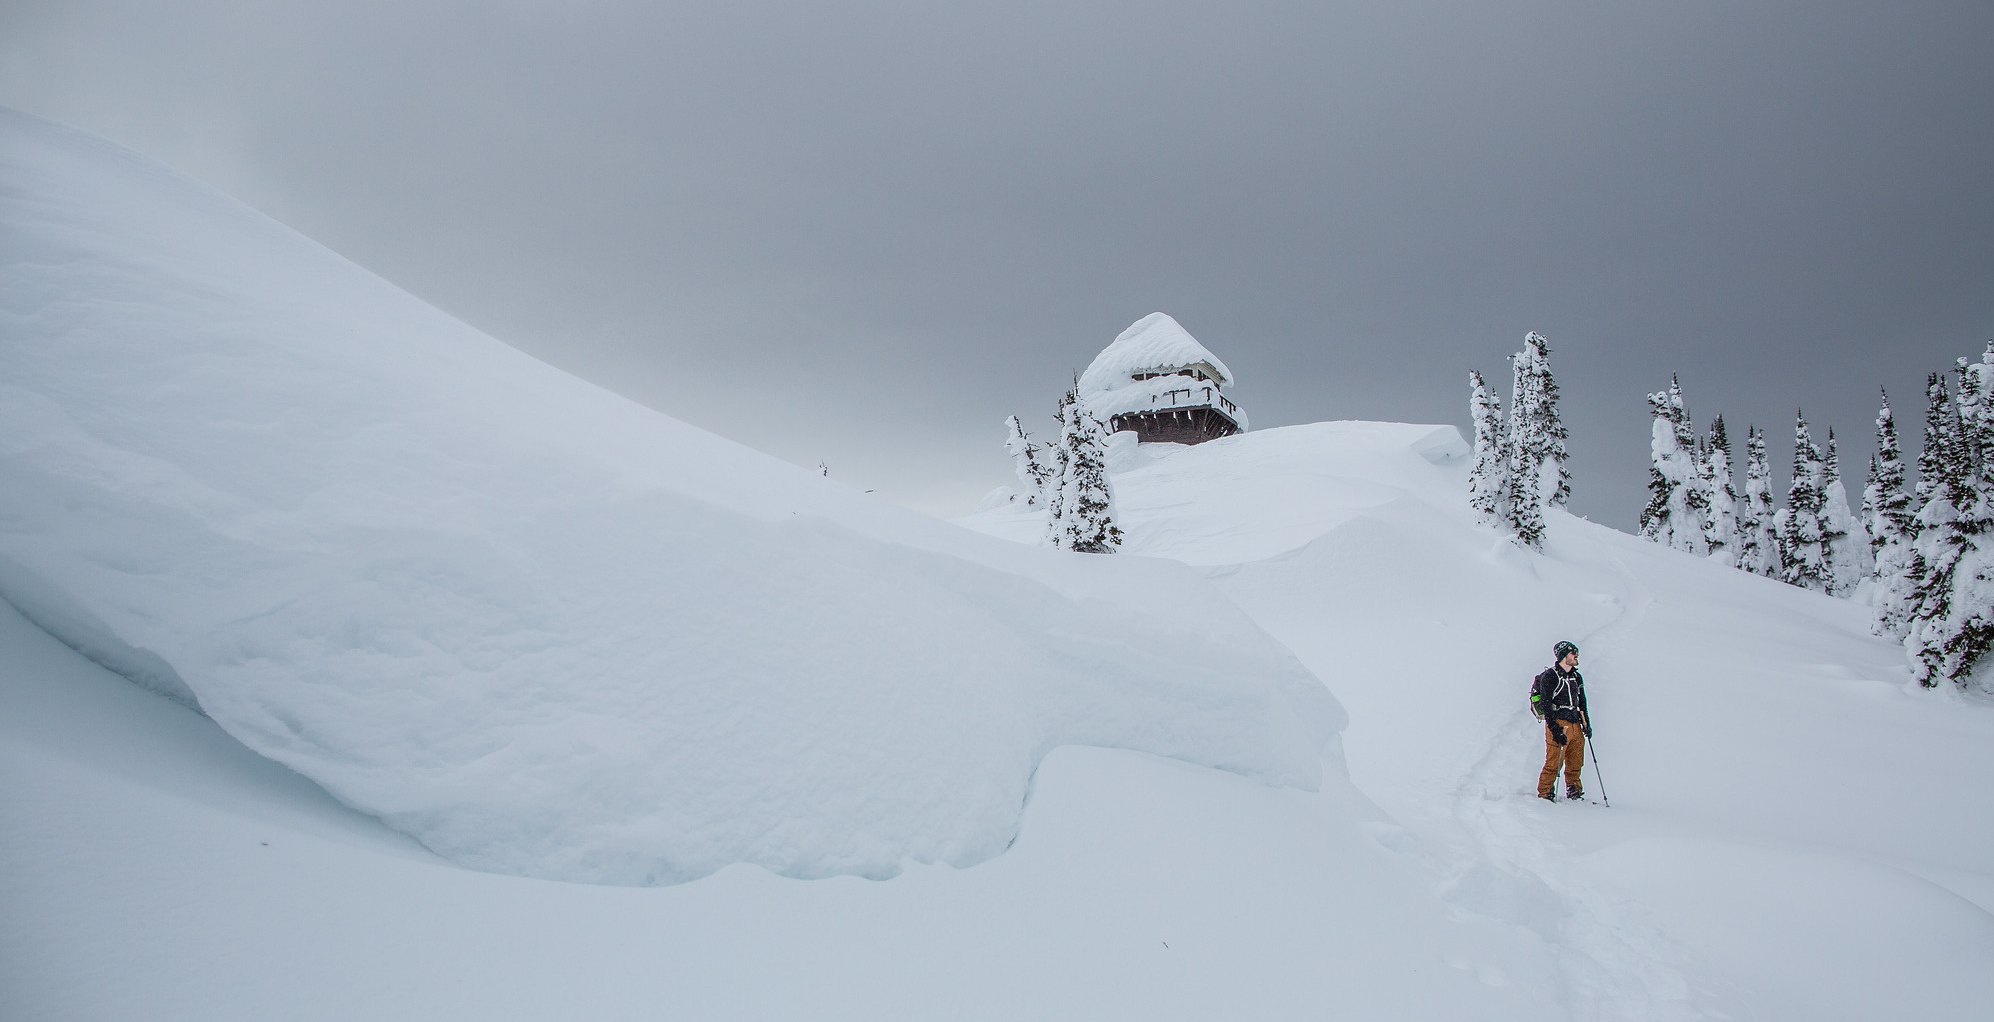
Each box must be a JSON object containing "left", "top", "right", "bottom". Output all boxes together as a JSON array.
[{"left": 1531, "top": 666, "right": 1588, "bottom": 725}]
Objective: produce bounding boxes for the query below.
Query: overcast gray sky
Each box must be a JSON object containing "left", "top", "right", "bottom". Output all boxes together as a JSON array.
[{"left": 5, "top": 1, "right": 1991, "bottom": 527}]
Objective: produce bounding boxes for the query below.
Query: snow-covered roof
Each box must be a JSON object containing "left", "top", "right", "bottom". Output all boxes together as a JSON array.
[{"left": 1079, "top": 313, "right": 1235, "bottom": 395}]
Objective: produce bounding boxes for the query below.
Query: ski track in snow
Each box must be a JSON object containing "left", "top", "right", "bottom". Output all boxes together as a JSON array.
[{"left": 1447, "top": 549, "right": 1710, "bottom": 1022}]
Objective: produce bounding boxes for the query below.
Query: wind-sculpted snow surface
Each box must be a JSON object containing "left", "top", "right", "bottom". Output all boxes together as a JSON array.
[
  {"left": 965, "top": 419, "right": 1994, "bottom": 1020},
  {"left": 0, "top": 109, "right": 1339, "bottom": 885}
]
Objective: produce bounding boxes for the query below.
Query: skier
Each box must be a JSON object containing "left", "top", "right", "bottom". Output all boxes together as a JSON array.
[{"left": 1530, "top": 640, "right": 1591, "bottom": 801}]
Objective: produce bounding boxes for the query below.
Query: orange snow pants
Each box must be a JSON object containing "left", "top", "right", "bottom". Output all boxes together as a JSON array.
[{"left": 1538, "top": 720, "right": 1585, "bottom": 797}]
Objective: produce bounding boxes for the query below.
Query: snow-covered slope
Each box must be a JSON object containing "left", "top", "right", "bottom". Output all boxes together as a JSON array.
[
  {"left": 5, "top": 596, "right": 1558, "bottom": 1020},
  {"left": 969, "top": 425, "right": 1994, "bottom": 1019},
  {"left": 6, "top": 108, "right": 1993, "bottom": 1021},
  {"left": 0, "top": 107, "right": 1336, "bottom": 886}
]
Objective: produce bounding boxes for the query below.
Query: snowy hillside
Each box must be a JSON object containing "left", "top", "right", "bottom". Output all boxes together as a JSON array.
[
  {"left": 5, "top": 109, "right": 1993, "bottom": 1021},
  {"left": 0, "top": 106, "right": 1335, "bottom": 887},
  {"left": 967, "top": 423, "right": 1994, "bottom": 1020}
]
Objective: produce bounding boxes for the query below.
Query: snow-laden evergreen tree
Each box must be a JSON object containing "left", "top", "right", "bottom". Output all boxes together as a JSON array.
[
  {"left": 1043, "top": 389, "right": 1123, "bottom": 554},
  {"left": 1866, "top": 391, "right": 1920, "bottom": 636},
  {"left": 1467, "top": 370, "right": 1508, "bottom": 525},
  {"left": 1903, "top": 371, "right": 1994, "bottom": 687},
  {"left": 1502, "top": 427, "right": 1545, "bottom": 550},
  {"left": 1736, "top": 426, "right": 1781, "bottom": 576},
  {"left": 1819, "top": 428, "right": 1870, "bottom": 594},
  {"left": 1776, "top": 411, "right": 1830, "bottom": 592},
  {"left": 1914, "top": 374, "right": 1951, "bottom": 504},
  {"left": 1701, "top": 415, "right": 1740, "bottom": 567},
  {"left": 1495, "top": 354, "right": 1545, "bottom": 548},
  {"left": 1507, "top": 332, "right": 1571, "bottom": 509},
  {"left": 1639, "top": 390, "right": 1669, "bottom": 542},
  {"left": 1674, "top": 379, "right": 1712, "bottom": 549},
  {"left": 1953, "top": 344, "right": 1994, "bottom": 479},
  {"left": 1003, "top": 414, "right": 1050, "bottom": 506},
  {"left": 1039, "top": 394, "right": 1074, "bottom": 538},
  {"left": 1955, "top": 343, "right": 1994, "bottom": 510},
  {"left": 1639, "top": 377, "right": 1706, "bottom": 554},
  {"left": 1860, "top": 452, "right": 1880, "bottom": 546}
]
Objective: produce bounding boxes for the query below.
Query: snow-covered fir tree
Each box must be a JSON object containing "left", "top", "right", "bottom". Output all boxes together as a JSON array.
[
  {"left": 1674, "top": 382, "right": 1712, "bottom": 540},
  {"left": 1638, "top": 377, "right": 1706, "bottom": 555},
  {"left": 1467, "top": 332, "right": 1567, "bottom": 551},
  {"left": 1866, "top": 391, "right": 1919, "bottom": 636},
  {"left": 1507, "top": 332, "right": 1571, "bottom": 509},
  {"left": 1701, "top": 415, "right": 1740, "bottom": 567},
  {"left": 1953, "top": 344, "right": 1994, "bottom": 479},
  {"left": 1776, "top": 411, "right": 1830, "bottom": 592},
  {"left": 1637, "top": 391, "right": 1672, "bottom": 543},
  {"left": 1819, "top": 428, "right": 1870, "bottom": 594},
  {"left": 1738, "top": 426, "right": 1783, "bottom": 577},
  {"left": 1003, "top": 414, "right": 1050, "bottom": 507},
  {"left": 1903, "top": 371, "right": 1994, "bottom": 687},
  {"left": 1955, "top": 343, "right": 1994, "bottom": 506},
  {"left": 1491, "top": 355, "right": 1541, "bottom": 548},
  {"left": 1501, "top": 428, "right": 1545, "bottom": 550},
  {"left": 1466, "top": 370, "right": 1507, "bottom": 525},
  {"left": 1043, "top": 389, "right": 1123, "bottom": 554}
]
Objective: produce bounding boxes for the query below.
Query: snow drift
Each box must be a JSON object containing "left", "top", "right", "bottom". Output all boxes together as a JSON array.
[
  {"left": 967, "top": 420, "right": 1994, "bottom": 1020},
  {"left": 0, "top": 108, "right": 1340, "bottom": 886}
]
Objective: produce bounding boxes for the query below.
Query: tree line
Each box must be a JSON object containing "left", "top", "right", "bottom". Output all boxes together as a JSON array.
[
  {"left": 1634, "top": 349, "right": 1994, "bottom": 688},
  {"left": 1471, "top": 332, "right": 1992, "bottom": 689},
  {"left": 1009, "top": 327, "right": 1991, "bottom": 690}
]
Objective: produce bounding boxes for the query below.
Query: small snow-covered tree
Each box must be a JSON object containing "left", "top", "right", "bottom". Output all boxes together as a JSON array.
[
  {"left": 1004, "top": 414, "right": 1051, "bottom": 506},
  {"left": 1503, "top": 432, "right": 1545, "bottom": 550},
  {"left": 1777, "top": 411, "right": 1830, "bottom": 592},
  {"left": 1674, "top": 381, "right": 1712, "bottom": 539},
  {"left": 1040, "top": 395, "right": 1074, "bottom": 538},
  {"left": 1639, "top": 377, "right": 1706, "bottom": 554},
  {"left": 1702, "top": 415, "right": 1740, "bottom": 567},
  {"left": 1508, "top": 332, "right": 1571, "bottom": 509},
  {"left": 1954, "top": 345, "right": 1994, "bottom": 478},
  {"left": 1467, "top": 370, "right": 1508, "bottom": 525},
  {"left": 1903, "top": 371, "right": 1994, "bottom": 687},
  {"left": 1496, "top": 354, "right": 1545, "bottom": 549},
  {"left": 1819, "top": 428, "right": 1869, "bottom": 595},
  {"left": 1043, "top": 389, "right": 1123, "bottom": 554},
  {"left": 1867, "top": 391, "right": 1919, "bottom": 636},
  {"left": 1956, "top": 343, "right": 1994, "bottom": 512},
  {"left": 1736, "top": 426, "right": 1782, "bottom": 577},
  {"left": 1639, "top": 392, "right": 1669, "bottom": 543}
]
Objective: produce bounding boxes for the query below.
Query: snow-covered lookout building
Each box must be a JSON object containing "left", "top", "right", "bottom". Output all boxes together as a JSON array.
[{"left": 1079, "top": 313, "right": 1248, "bottom": 445}]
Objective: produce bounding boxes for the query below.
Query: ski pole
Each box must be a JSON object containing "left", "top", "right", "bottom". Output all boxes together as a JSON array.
[{"left": 1584, "top": 725, "right": 1610, "bottom": 807}]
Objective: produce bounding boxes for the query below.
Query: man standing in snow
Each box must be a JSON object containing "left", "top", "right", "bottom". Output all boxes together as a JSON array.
[{"left": 1531, "top": 641, "right": 1590, "bottom": 801}]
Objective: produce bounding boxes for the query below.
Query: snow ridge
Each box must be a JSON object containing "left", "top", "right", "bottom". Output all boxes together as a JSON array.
[{"left": 0, "top": 106, "right": 1337, "bottom": 886}]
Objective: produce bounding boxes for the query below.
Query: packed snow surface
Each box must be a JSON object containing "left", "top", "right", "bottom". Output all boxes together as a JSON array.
[
  {"left": 7, "top": 109, "right": 1994, "bottom": 1021},
  {"left": 0, "top": 107, "right": 1337, "bottom": 886},
  {"left": 965, "top": 424, "right": 1994, "bottom": 1020}
]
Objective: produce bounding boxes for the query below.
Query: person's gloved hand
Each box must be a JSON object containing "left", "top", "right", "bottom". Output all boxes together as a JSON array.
[
  {"left": 1549, "top": 723, "right": 1567, "bottom": 746},
  {"left": 1583, "top": 723, "right": 1593, "bottom": 739}
]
